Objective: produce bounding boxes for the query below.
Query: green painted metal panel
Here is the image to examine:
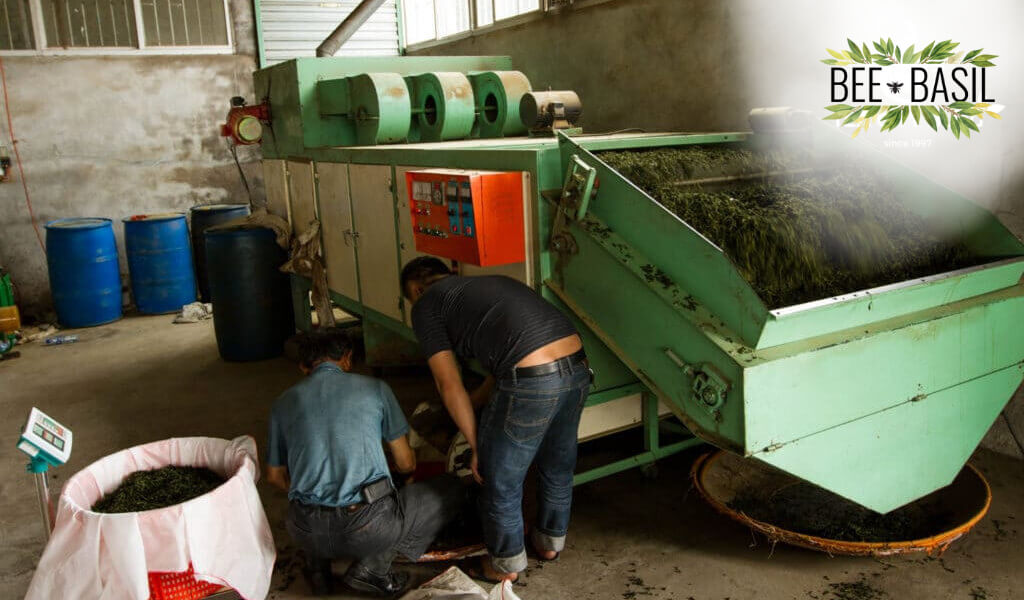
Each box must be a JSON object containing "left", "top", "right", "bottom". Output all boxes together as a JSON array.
[
  {"left": 744, "top": 288, "right": 1024, "bottom": 454},
  {"left": 758, "top": 258, "right": 1024, "bottom": 349},
  {"left": 317, "top": 78, "right": 351, "bottom": 115},
  {"left": 547, "top": 226, "right": 747, "bottom": 453},
  {"left": 545, "top": 290, "right": 638, "bottom": 393},
  {"left": 756, "top": 363, "right": 1023, "bottom": 512}
]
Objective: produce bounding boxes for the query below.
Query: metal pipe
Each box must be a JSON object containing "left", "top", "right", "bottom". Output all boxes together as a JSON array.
[
  {"left": 668, "top": 168, "right": 817, "bottom": 188},
  {"left": 316, "top": 0, "right": 388, "bottom": 57},
  {"left": 35, "top": 471, "right": 52, "bottom": 539}
]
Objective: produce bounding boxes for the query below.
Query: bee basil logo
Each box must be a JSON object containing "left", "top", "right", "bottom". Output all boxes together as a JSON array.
[{"left": 821, "top": 38, "right": 1004, "bottom": 139}]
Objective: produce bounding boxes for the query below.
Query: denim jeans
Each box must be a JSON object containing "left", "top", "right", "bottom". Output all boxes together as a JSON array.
[
  {"left": 286, "top": 474, "right": 466, "bottom": 577},
  {"left": 477, "top": 362, "right": 591, "bottom": 573}
]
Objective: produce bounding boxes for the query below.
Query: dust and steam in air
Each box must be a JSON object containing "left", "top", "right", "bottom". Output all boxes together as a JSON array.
[{"left": 614, "top": 0, "right": 1024, "bottom": 308}]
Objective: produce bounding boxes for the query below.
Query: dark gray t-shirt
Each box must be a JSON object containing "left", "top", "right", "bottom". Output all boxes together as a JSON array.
[{"left": 411, "top": 275, "right": 578, "bottom": 376}]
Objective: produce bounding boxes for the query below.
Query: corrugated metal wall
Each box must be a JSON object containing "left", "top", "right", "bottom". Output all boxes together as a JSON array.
[{"left": 260, "top": 0, "right": 400, "bottom": 65}]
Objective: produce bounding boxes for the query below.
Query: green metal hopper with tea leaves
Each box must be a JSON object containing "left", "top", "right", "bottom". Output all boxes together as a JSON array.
[{"left": 548, "top": 127, "right": 1024, "bottom": 513}]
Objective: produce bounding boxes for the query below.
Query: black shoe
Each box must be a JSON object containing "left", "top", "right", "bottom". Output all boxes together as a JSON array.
[
  {"left": 303, "top": 567, "right": 334, "bottom": 596},
  {"left": 342, "top": 565, "right": 411, "bottom": 597}
]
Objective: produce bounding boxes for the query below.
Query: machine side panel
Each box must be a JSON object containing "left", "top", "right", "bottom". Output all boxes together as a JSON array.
[
  {"left": 548, "top": 220, "right": 746, "bottom": 452},
  {"left": 262, "top": 159, "right": 291, "bottom": 223},
  {"left": 286, "top": 159, "right": 317, "bottom": 238},
  {"left": 744, "top": 289, "right": 1024, "bottom": 454},
  {"left": 317, "top": 163, "right": 360, "bottom": 301},
  {"left": 396, "top": 165, "right": 432, "bottom": 327},
  {"left": 754, "top": 363, "right": 1022, "bottom": 513},
  {"left": 350, "top": 164, "right": 403, "bottom": 321},
  {"left": 576, "top": 393, "right": 673, "bottom": 442},
  {"left": 758, "top": 258, "right": 1024, "bottom": 349}
]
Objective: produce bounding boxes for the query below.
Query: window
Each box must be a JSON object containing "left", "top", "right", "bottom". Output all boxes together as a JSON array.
[
  {"left": 404, "top": 0, "right": 540, "bottom": 46},
  {"left": 0, "top": 0, "right": 232, "bottom": 52},
  {"left": 0, "top": 0, "right": 34, "bottom": 49},
  {"left": 258, "top": 0, "right": 400, "bottom": 67}
]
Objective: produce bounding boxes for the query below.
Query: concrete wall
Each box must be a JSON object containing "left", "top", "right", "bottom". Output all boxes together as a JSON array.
[
  {"left": 0, "top": 0, "right": 265, "bottom": 320},
  {"left": 412, "top": 0, "right": 1024, "bottom": 458}
]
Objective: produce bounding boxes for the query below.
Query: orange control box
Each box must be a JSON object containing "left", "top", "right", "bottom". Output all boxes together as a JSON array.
[{"left": 406, "top": 169, "right": 525, "bottom": 267}]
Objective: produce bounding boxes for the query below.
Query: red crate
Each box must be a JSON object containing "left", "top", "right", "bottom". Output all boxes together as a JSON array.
[{"left": 147, "top": 563, "right": 224, "bottom": 600}]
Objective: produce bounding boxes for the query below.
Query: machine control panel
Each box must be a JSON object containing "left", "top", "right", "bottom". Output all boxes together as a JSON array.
[{"left": 407, "top": 169, "right": 525, "bottom": 266}]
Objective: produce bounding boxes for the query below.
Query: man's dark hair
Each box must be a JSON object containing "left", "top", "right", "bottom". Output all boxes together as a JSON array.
[
  {"left": 400, "top": 256, "right": 452, "bottom": 298},
  {"left": 296, "top": 327, "right": 353, "bottom": 369}
]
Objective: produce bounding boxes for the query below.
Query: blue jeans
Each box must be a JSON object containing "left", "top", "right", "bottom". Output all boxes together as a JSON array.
[{"left": 477, "top": 363, "right": 591, "bottom": 573}]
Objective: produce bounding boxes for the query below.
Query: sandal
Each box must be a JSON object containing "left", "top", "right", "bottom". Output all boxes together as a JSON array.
[{"left": 464, "top": 557, "right": 519, "bottom": 584}]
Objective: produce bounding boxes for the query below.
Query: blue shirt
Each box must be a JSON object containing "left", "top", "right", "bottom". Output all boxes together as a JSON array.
[{"left": 266, "top": 363, "right": 409, "bottom": 507}]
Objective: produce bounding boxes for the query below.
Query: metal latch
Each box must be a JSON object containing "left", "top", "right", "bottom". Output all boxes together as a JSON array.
[
  {"left": 343, "top": 229, "right": 360, "bottom": 247},
  {"left": 663, "top": 348, "right": 730, "bottom": 420}
]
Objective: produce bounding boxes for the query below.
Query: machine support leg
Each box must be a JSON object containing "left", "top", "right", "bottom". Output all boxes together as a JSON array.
[
  {"left": 290, "top": 274, "right": 314, "bottom": 333},
  {"left": 35, "top": 471, "right": 52, "bottom": 539},
  {"left": 643, "top": 392, "right": 660, "bottom": 453}
]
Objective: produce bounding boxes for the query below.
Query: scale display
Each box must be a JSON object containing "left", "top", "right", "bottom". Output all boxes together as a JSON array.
[{"left": 18, "top": 407, "right": 73, "bottom": 466}]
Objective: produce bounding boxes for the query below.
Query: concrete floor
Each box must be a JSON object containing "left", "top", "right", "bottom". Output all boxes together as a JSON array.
[{"left": 2, "top": 315, "right": 1021, "bottom": 600}]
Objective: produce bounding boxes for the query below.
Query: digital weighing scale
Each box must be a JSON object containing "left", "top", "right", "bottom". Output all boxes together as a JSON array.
[{"left": 17, "top": 407, "right": 72, "bottom": 538}]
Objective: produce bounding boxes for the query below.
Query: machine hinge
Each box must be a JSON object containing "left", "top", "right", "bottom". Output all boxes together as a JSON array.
[
  {"left": 663, "top": 347, "right": 730, "bottom": 421},
  {"left": 559, "top": 154, "right": 597, "bottom": 222}
]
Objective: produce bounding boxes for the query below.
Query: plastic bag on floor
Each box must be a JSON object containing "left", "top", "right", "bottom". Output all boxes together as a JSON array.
[
  {"left": 173, "top": 302, "right": 213, "bottom": 324},
  {"left": 25, "top": 436, "right": 275, "bottom": 600},
  {"left": 399, "top": 566, "right": 522, "bottom": 600}
]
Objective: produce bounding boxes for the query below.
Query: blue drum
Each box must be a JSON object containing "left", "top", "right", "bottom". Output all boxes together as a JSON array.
[
  {"left": 123, "top": 213, "right": 197, "bottom": 314},
  {"left": 44, "top": 218, "right": 123, "bottom": 327}
]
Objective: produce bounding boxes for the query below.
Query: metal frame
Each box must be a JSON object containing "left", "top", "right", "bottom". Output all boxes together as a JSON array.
[
  {"left": 3, "top": 0, "right": 234, "bottom": 55},
  {"left": 253, "top": 0, "right": 266, "bottom": 67}
]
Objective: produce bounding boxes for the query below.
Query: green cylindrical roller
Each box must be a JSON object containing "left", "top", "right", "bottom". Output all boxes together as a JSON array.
[
  {"left": 469, "top": 71, "right": 532, "bottom": 138},
  {"left": 410, "top": 72, "right": 475, "bottom": 142},
  {"left": 348, "top": 72, "right": 411, "bottom": 145}
]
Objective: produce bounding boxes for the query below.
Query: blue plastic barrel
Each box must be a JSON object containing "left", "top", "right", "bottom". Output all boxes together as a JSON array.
[
  {"left": 206, "top": 226, "right": 293, "bottom": 361},
  {"left": 189, "top": 204, "right": 250, "bottom": 303},
  {"left": 44, "top": 218, "right": 123, "bottom": 328},
  {"left": 123, "top": 213, "right": 197, "bottom": 314}
]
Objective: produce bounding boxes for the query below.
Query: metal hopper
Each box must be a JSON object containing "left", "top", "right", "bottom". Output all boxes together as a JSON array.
[{"left": 549, "top": 128, "right": 1024, "bottom": 513}]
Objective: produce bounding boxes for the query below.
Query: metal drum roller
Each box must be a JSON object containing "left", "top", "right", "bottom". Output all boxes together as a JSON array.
[
  {"left": 468, "top": 71, "right": 532, "bottom": 138},
  {"left": 347, "top": 72, "right": 412, "bottom": 145},
  {"left": 408, "top": 72, "right": 476, "bottom": 142}
]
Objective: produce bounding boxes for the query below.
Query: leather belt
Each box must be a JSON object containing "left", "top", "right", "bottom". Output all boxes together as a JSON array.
[
  {"left": 301, "top": 500, "right": 365, "bottom": 514},
  {"left": 511, "top": 348, "right": 587, "bottom": 379}
]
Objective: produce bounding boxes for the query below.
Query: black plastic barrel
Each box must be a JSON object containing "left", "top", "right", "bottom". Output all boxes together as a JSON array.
[
  {"left": 205, "top": 225, "right": 293, "bottom": 361},
  {"left": 189, "top": 204, "right": 250, "bottom": 302}
]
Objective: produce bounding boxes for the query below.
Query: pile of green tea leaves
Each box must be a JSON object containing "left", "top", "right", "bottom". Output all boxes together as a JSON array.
[
  {"left": 600, "top": 146, "right": 980, "bottom": 308},
  {"left": 92, "top": 466, "right": 225, "bottom": 513},
  {"left": 728, "top": 481, "right": 935, "bottom": 542}
]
